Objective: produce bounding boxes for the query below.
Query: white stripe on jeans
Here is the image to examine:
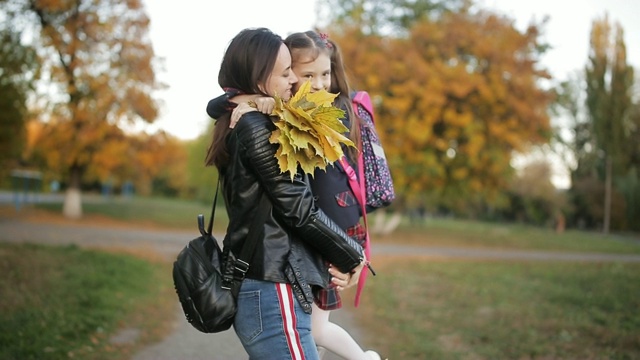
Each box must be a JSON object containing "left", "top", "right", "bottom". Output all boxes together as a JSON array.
[{"left": 276, "top": 283, "right": 304, "bottom": 360}]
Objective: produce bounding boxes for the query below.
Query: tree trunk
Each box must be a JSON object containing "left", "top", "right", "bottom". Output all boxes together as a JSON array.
[
  {"left": 63, "top": 165, "right": 83, "bottom": 219},
  {"left": 603, "top": 155, "right": 612, "bottom": 234}
]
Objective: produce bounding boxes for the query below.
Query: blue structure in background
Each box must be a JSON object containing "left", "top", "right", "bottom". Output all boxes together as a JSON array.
[
  {"left": 10, "top": 169, "right": 42, "bottom": 211},
  {"left": 122, "top": 180, "right": 134, "bottom": 198},
  {"left": 102, "top": 179, "right": 113, "bottom": 199}
]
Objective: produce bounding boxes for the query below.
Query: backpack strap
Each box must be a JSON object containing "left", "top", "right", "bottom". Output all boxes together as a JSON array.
[
  {"left": 352, "top": 91, "right": 375, "bottom": 121},
  {"left": 226, "top": 193, "right": 270, "bottom": 293},
  {"left": 207, "top": 179, "right": 271, "bottom": 293},
  {"left": 338, "top": 156, "right": 374, "bottom": 308}
]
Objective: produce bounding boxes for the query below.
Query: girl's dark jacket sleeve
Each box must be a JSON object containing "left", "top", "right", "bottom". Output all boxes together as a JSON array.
[{"left": 221, "top": 111, "right": 364, "bottom": 275}]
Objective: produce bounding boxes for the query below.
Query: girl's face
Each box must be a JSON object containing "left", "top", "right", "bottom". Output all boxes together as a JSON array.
[
  {"left": 292, "top": 52, "right": 331, "bottom": 93},
  {"left": 262, "top": 44, "right": 298, "bottom": 100}
]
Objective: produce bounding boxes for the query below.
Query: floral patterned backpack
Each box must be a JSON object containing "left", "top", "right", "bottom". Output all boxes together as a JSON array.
[
  {"left": 338, "top": 91, "right": 394, "bottom": 306},
  {"left": 352, "top": 91, "right": 395, "bottom": 209}
]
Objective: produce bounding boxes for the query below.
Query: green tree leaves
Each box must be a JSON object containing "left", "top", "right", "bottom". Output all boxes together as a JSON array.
[
  {"left": 0, "top": 28, "right": 39, "bottom": 178},
  {"left": 584, "top": 14, "right": 635, "bottom": 232}
]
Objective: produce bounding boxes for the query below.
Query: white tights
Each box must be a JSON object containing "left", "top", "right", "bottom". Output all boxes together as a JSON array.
[{"left": 311, "top": 303, "right": 370, "bottom": 360}]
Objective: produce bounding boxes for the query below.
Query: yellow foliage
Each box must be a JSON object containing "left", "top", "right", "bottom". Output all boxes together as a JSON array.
[
  {"left": 269, "top": 81, "right": 354, "bottom": 180},
  {"left": 452, "top": 167, "right": 469, "bottom": 180},
  {"left": 22, "top": 0, "right": 163, "bottom": 196},
  {"left": 325, "top": 8, "right": 552, "bottom": 208}
]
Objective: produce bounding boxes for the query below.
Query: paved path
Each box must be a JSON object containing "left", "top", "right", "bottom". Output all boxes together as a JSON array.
[
  {"left": 2, "top": 217, "right": 639, "bottom": 360},
  {"left": 4, "top": 218, "right": 639, "bottom": 263}
]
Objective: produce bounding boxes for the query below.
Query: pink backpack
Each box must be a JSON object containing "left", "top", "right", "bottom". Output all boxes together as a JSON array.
[
  {"left": 338, "top": 91, "right": 395, "bottom": 307},
  {"left": 352, "top": 91, "right": 395, "bottom": 209}
]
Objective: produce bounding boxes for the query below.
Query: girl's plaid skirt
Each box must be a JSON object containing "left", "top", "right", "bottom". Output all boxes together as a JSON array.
[{"left": 313, "top": 223, "right": 367, "bottom": 310}]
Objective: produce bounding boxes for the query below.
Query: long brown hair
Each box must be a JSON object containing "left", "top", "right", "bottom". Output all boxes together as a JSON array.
[
  {"left": 284, "top": 31, "right": 361, "bottom": 161},
  {"left": 205, "top": 28, "right": 283, "bottom": 169}
]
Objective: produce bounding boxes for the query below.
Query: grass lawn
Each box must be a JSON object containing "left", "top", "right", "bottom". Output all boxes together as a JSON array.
[
  {"left": 376, "top": 216, "right": 640, "bottom": 255},
  {"left": 351, "top": 258, "right": 640, "bottom": 359},
  {"left": 0, "top": 243, "right": 175, "bottom": 360}
]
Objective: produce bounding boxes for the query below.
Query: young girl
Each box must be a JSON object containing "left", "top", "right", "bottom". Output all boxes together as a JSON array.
[
  {"left": 207, "top": 31, "right": 381, "bottom": 360},
  {"left": 285, "top": 31, "right": 380, "bottom": 360}
]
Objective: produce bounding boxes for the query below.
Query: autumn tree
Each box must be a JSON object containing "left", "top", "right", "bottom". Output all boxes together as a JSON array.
[
  {"left": 2, "top": 0, "right": 162, "bottom": 218},
  {"left": 585, "top": 14, "right": 634, "bottom": 233},
  {"left": 317, "top": 0, "right": 463, "bottom": 36},
  {"left": 130, "top": 131, "right": 188, "bottom": 197},
  {"left": 30, "top": 123, "right": 188, "bottom": 198},
  {"left": 73, "top": 125, "right": 188, "bottom": 198},
  {"left": 0, "top": 25, "right": 39, "bottom": 179},
  {"left": 324, "top": 3, "right": 552, "bottom": 215}
]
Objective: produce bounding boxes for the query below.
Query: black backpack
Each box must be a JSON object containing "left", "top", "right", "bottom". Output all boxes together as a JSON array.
[
  {"left": 172, "top": 183, "right": 270, "bottom": 333},
  {"left": 172, "top": 214, "right": 236, "bottom": 333}
]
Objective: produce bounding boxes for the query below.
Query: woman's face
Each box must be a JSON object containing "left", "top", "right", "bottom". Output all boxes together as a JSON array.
[
  {"left": 292, "top": 52, "right": 331, "bottom": 94},
  {"left": 261, "top": 44, "right": 297, "bottom": 100}
]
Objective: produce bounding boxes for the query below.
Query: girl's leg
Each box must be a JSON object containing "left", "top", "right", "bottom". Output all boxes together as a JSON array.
[
  {"left": 311, "top": 303, "right": 371, "bottom": 360},
  {"left": 234, "top": 279, "right": 319, "bottom": 360}
]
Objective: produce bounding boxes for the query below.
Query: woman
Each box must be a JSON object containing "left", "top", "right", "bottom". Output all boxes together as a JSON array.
[
  {"left": 208, "top": 31, "right": 381, "bottom": 360},
  {"left": 206, "top": 27, "right": 365, "bottom": 360}
]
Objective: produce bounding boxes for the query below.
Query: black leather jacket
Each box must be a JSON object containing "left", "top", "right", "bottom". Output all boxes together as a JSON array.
[{"left": 220, "top": 111, "right": 364, "bottom": 312}]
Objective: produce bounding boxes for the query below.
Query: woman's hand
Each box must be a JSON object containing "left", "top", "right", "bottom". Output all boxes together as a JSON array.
[{"left": 329, "top": 260, "right": 366, "bottom": 292}]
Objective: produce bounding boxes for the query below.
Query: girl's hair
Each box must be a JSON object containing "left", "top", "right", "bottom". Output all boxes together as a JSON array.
[
  {"left": 284, "top": 31, "right": 361, "bottom": 161},
  {"left": 206, "top": 28, "right": 283, "bottom": 168}
]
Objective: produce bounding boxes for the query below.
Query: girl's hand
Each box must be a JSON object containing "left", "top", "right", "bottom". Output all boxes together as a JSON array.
[
  {"left": 253, "top": 97, "right": 275, "bottom": 115},
  {"left": 230, "top": 103, "right": 256, "bottom": 128},
  {"left": 329, "top": 261, "right": 365, "bottom": 292},
  {"left": 229, "top": 96, "right": 275, "bottom": 128}
]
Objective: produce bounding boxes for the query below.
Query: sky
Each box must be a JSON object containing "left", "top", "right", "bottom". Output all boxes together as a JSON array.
[
  {"left": 143, "top": 0, "right": 640, "bottom": 187},
  {"left": 142, "top": 0, "right": 317, "bottom": 140}
]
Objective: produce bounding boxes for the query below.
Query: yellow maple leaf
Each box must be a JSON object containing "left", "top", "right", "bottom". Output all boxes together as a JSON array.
[
  {"left": 312, "top": 107, "right": 350, "bottom": 132},
  {"left": 305, "top": 88, "right": 339, "bottom": 107},
  {"left": 269, "top": 80, "right": 353, "bottom": 180}
]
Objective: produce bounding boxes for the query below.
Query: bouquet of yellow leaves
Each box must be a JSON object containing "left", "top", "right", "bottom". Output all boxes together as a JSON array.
[{"left": 269, "top": 80, "right": 355, "bottom": 180}]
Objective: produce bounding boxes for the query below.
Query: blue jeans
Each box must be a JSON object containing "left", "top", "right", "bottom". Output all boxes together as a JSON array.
[{"left": 233, "top": 279, "right": 319, "bottom": 360}]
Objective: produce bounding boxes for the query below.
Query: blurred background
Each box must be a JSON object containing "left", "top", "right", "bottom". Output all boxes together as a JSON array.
[
  {"left": 1, "top": 0, "right": 638, "bottom": 233},
  {"left": 1, "top": 1, "right": 640, "bottom": 359},
  {"left": 2, "top": 0, "right": 639, "bottom": 233}
]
